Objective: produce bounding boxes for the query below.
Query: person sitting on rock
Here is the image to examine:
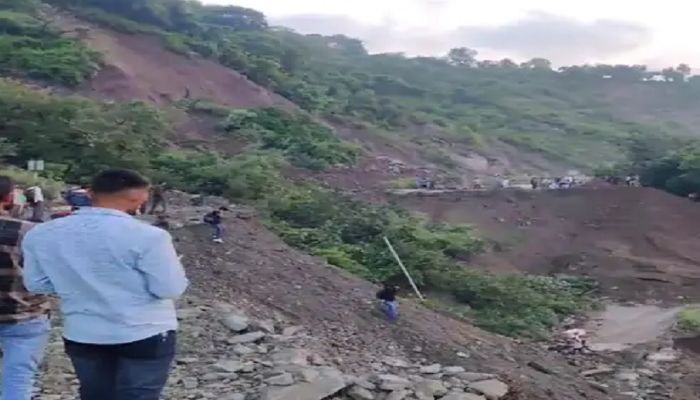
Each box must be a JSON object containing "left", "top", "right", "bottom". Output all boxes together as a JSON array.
[{"left": 376, "top": 283, "right": 399, "bottom": 321}]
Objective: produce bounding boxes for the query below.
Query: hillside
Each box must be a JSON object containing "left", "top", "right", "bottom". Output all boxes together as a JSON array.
[
  {"left": 2, "top": 1, "right": 700, "bottom": 399},
  {"left": 392, "top": 186, "right": 700, "bottom": 302}
]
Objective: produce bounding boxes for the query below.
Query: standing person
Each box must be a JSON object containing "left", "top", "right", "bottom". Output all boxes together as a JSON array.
[
  {"left": 203, "top": 208, "right": 225, "bottom": 243},
  {"left": 0, "top": 176, "right": 52, "bottom": 400},
  {"left": 22, "top": 169, "right": 188, "bottom": 400},
  {"left": 376, "top": 283, "right": 399, "bottom": 321},
  {"left": 148, "top": 184, "right": 167, "bottom": 215},
  {"left": 530, "top": 177, "right": 539, "bottom": 190},
  {"left": 24, "top": 185, "right": 45, "bottom": 223}
]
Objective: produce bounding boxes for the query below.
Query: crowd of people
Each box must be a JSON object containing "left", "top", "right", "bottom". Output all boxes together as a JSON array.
[{"left": 0, "top": 168, "right": 243, "bottom": 400}]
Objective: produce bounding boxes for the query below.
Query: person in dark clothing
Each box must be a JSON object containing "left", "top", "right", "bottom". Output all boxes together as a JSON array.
[
  {"left": 65, "top": 186, "right": 91, "bottom": 209},
  {"left": 148, "top": 185, "right": 167, "bottom": 215},
  {"left": 376, "top": 283, "right": 399, "bottom": 321},
  {"left": 203, "top": 208, "right": 226, "bottom": 243},
  {"left": 530, "top": 177, "right": 539, "bottom": 190}
]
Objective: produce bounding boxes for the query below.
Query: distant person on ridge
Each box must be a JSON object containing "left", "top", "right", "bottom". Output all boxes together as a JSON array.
[
  {"left": 0, "top": 175, "right": 51, "bottom": 400},
  {"left": 22, "top": 169, "right": 188, "bottom": 400},
  {"left": 203, "top": 207, "right": 227, "bottom": 243},
  {"left": 376, "top": 283, "right": 399, "bottom": 321}
]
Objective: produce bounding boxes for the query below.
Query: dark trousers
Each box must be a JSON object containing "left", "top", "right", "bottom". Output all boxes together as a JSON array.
[
  {"left": 210, "top": 223, "right": 223, "bottom": 239},
  {"left": 64, "top": 331, "right": 176, "bottom": 400},
  {"left": 149, "top": 197, "right": 167, "bottom": 214}
]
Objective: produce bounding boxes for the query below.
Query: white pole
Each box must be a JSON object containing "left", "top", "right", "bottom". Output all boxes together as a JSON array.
[{"left": 383, "top": 236, "right": 425, "bottom": 301}]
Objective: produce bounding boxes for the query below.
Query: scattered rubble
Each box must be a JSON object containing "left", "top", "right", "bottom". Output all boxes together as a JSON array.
[{"left": 38, "top": 296, "right": 511, "bottom": 400}]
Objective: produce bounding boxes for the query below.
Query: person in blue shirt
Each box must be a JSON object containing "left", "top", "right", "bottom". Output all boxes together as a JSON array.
[{"left": 22, "top": 169, "right": 188, "bottom": 400}]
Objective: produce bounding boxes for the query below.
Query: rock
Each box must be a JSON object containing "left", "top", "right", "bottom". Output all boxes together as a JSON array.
[
  {"left": 386, "top": 390, "right": 410, "bottom": 400},
  {"left": 299, "top": 369, "right": 320, "bottom": 383},
  {"left": 221, "top": 314, "right": 249, "bottom": 332},
  {"left": 309, "top": 353, "right": 326, "bottom": 366},
  {"left": 271, "top": 349, "right": 309, "bottom": 366},
  {"left": 377, "top": 374, "right": 411, "bottom": 391},
  {"left": 282, "top": 326, "right": 303, "bottom": 336},
  {"left": 419, "top": 364, "right": 442, "bottom": 374},
  {"left": 266, "top": 373, "right": 295, "bottom": 386},
  {"left": 581, "top": 367, "right": 615, "bottom": 377},
  {"left": 457, "top": 372, "right": 497, "bottom": 383},
  {"left": 443, "top": 366, "right": 466, "bottom": 375},
  {"left": 222, "top": 395, "right": 245, "bottom": 400},
  {"left": 646, "top": 348, "right": 677, "bottom": 363},
  {"left": 177, "top": 357, "right": 199, "bottom": 365},
  {"left": 468, "top": 379, "right": 509, "bottom": 399},
  {"left": 228, "top": 332, "right": 266, "bottom": 344},
  {"left": 182, "top": 377, "right": 198, "bottom": 389},
  {"left": 214, "top": 360, "right": 245, "bottom": 373},
  {"left": 261, "top": 371, "right": 347, "bottom": 400},
  {"left": 527, "top": 361, "right": 555, "bottom": 375},
  {"left": 253, "top": 319, "right": 276, "bottom": 334},
  {"left": 442, "top": 393, "right": 487, "bottom": 400},
  {"left": 414, "top": 379, "right": 448, "bottom": 399},
  {"left": 456, "top": 352, "right": 470, "bottom": 358},
  {"left": 348, "top": 385, "right": 375, "bottom": 400},
  {"left": 233, "top": 344, "right": 256, "bottom": 355},
  {"left": 382, "top": 357, "right": 410, "bottom": 368},
  {"left": 353, "top": 377, "right": 376, "bottom": 391}
]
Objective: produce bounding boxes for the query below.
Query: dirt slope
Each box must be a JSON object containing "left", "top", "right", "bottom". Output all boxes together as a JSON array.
[
  {"left": 392, "top": 186, "right": 700, "bottom": 302},
  {"left": 51, "top": 13, "right": 292, "bottom": 108},
  {"left": 172, "top": 216, "right": 626, "bottom": 400}
]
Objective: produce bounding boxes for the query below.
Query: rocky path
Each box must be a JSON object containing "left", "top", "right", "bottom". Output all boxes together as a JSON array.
[{"left": 37, "top": 294, "right": 511, "bottom": 400}]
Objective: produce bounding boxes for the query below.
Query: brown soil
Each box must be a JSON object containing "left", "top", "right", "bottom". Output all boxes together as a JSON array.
[
  {"left": 175, "top": 217, "right": 624, "bottom": 400},
  {"left": 51, "top": 13, "right": 294, "bottom": 109},
  {"left": 392, "top": 186, "right": 700, "bottom": 303}
]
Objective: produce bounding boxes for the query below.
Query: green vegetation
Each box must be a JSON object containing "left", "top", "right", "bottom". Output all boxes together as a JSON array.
[
  {"left": 42, "top": 0, "right": 700, "bottom": 168},
  {"left": 0, "top": 7, "right": 101, "bottom": 85},
  {"left": 220, "top": 108, "right": 358, "bottom": 170},
  {"left": 677, "top": 307, "right": 700, "bottom": 334},
  {"left": 0, "top": 166, "right": 63, "bottom": 199}
]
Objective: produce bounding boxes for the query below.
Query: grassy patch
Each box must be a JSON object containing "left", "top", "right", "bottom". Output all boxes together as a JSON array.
[{"left": 677, "top": 307, "right": 700, "bottom": 334}]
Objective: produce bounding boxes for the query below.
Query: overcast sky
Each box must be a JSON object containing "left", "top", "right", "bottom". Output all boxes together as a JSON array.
[{"left": 202, "top": 0, "right": 698, "bottom": 68}]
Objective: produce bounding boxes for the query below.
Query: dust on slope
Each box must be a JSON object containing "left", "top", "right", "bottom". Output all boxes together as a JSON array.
[
  {"left": 50, "top": 13, "right": 293, "bottom": 109},
  {"left": 174, "top": 216, "right": 625, "bottom": 400},
  {"left": 392, "top": 186, "right": 700, "bottom": 303}
]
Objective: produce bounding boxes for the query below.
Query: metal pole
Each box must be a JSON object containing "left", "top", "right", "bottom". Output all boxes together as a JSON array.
[{"left": 383, "top": 236, "right": 425, "bottom": 301}]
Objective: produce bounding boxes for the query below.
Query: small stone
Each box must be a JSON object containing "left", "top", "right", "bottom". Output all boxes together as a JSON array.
[
  {"left": 182, "top": 377, "right": 198, "bottom": 389},
  {"left": 382, "top": 357, "right": 410, "bottom": 368},
  {"left": 299, "top": 369, "right": 320, "bottom": 382},
  {"left": 442, "top": 393, "right": 486, "bottom": 400},
  {"left": 221, "top": 314, "right": 249, "bottom": 332},
  {"left": 443, "top": 366, "right": 466, "bottom": 375},
  {"left": 222, "top": 394, "right": 245, "bottom": 400},
  {"left": 260, "top": 373, "right": 347, "bottom": 400},
  {"left": 377, "top": 374, "right": 411, "bottom": 391},
  {"left": 456, "top": 352, "right": 470, "bottom": 358},
  {"left": 457, "top": 372, "right": 496, "bottom": 383},
  {"left": 414, "top": 379, "right": 448, "bottom": 399},
  {"left": 266, "top": 373, "right": 295, "bottom": 386},
  {"left": 272, "top": 349, "right": 309, "bottom": 366},
  {"left": 228, "top": 332, "right": 265, "bottom": 344},
  {"left": 581, "top": 367, "right": 614, "bottom": 377},
  {"left": 233, "top": 345, "right": 256, "bottom": 355},
  {"left": 310, "top": 354, "right": 326, "bottom": 366},
  {"left": 348, "top": 385, "right": 375, "bottom": 400},
  {"left": 177, "top": 357, "right": 199, "bottom": 365},
  {"left": 419, "top": 364, "right": 442, "bottom": 374},
  {"left": 214, "top": 360, "right": 245, "bottom": 373},
  {"left": 386, "top": 390, "right": 410, "bottom": 400},
  {"left": 282, "top": 326, "right": 303, "bottom": 336},
  {"left": 468, "top": 379, "right": 509, "bottom": 399},
  {"left": 253, "top": 319, "right": 276, "bottom": 334}
]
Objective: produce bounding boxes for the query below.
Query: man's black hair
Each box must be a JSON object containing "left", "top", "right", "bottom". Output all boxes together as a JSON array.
[
  {"left": 90, "top": 169, "right": 150, "bottom": 195},
  {"left": 0, "top": 176, "right": 14, "bottom": 199}
]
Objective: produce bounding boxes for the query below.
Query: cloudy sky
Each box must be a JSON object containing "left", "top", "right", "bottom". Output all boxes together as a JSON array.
[{"left": 202, "top": 0, "right": 698, "bottom": 68}]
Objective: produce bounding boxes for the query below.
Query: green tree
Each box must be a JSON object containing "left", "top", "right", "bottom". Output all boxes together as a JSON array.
[{"left": 447, "top": 47, "right": 477, "bottom": 67}]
